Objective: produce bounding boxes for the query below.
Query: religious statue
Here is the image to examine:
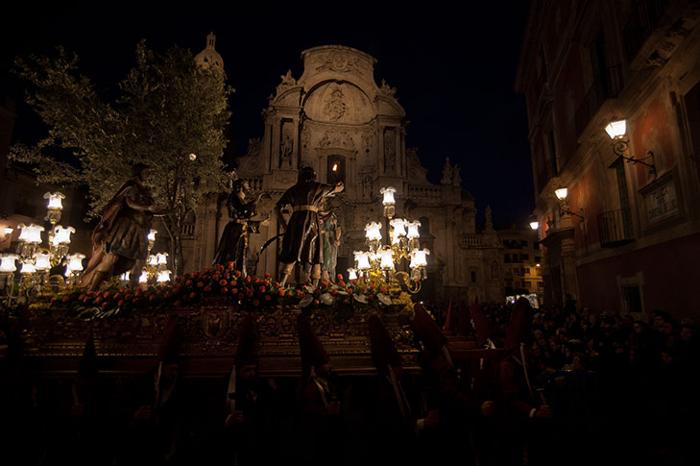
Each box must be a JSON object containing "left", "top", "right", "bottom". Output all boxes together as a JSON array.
[
  {"left": 320, "top": 208, "right": 342, "bottom": 282},
  {"left": 275, "top": 166, "right": 344, "bottom": 286},
  {"left": 280, "top": 133, "right": 294, "bottom": 168},
  {"left": 80, "top": 163, "right": 165, "bottom": 291},
  {"left": 213, "top": 178, "right": 268, "bottom": 277}
]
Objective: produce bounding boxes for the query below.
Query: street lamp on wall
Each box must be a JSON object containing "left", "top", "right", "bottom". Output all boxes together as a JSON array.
[
  {"left": 554, "top": 187, "right": 584, "bottom": 220},
  {"left": 605, "top": 119, "right": 657, "bottom": 177}
]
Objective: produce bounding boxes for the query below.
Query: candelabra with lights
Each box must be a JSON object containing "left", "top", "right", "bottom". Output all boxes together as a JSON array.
[
  {"left": 120, "top": 229, "right": 172, "bottom": 286},
  {"left": 0, "top": 192, "right": 83, "bottom": 302},
  {"left": 347, "top": 187, "right": 430, "bottom": 294}
]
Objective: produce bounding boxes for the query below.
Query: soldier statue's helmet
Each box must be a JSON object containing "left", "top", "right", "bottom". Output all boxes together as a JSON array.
[{"left": 298, "top": 166, "right": 317, "bottom": 183}]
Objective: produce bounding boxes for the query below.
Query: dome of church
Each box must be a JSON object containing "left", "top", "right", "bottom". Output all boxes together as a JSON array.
[{"left": 195, "top": 32, "right": 224, "bottom": 72}]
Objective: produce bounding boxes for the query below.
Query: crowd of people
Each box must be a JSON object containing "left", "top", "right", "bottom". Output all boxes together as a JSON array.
[
  {"left": 429, "top": 299, "right": 699, "bottom": 465},
  {"left": 0, "top": 297, "right": 697, "bottom": 466}
]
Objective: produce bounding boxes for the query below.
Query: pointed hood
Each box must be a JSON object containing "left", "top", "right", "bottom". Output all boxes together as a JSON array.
[
  {"left": 411, "top": 303, "right": 447, "bottom": 355},
  {"left": 157, "top": 316, "right": 182, "bottom": 364},
  {"left": 297, "top": 312, "right": 329, "bottom": 370},
  {"left": 235, "top": 315, "right": 258, "bottom": 367},
  {"left": 368, "top": 314, "right": 402, "bottom": 371}
]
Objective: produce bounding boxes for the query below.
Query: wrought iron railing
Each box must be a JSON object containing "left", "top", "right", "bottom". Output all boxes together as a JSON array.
[{"left": 598, "top": 209, "right": 634, "bottom": 247}]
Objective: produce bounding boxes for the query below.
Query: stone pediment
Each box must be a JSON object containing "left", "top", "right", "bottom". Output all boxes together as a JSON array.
[{"left": 301, "top": 45, "right": 376, "bottom": 82}]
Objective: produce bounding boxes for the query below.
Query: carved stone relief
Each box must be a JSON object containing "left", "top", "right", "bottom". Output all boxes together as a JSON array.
[
  {"left": 316, "top": 52, "right": 362, "bottom": 74},
  {"left": 318, "top": 129, "right": 356, "bottom": 150},
  {"left": 322, "top": 84, "right": 347, "bottom": 121}
]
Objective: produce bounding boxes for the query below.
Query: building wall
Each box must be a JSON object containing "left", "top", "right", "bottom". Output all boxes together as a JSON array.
[{"left": 517, "top": 0, "right": 700, "bottom": 318}]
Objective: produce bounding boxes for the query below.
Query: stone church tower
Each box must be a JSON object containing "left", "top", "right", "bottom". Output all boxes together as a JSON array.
[{"left": 185, "top": 43, "right": 503, "bottom": 304}]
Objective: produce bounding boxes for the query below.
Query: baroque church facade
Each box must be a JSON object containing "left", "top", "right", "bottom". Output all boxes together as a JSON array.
[{"left": 187, "top": 38, "right": 504, "bottom": 304}]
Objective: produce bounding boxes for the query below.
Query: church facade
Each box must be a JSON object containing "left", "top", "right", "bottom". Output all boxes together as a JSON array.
[{"left": 187, "top": 41, "right": 504, "bottom": 304}]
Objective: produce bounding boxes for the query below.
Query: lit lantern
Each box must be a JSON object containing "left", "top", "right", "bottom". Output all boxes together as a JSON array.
[
  {"left": 20, "top": 261, "right": 36, "bottom": 274},
  {"left": 148, "top": 255, "right": 158, "bottom": 266},
  {"left": 66, "top": 253, "right": 85, "bottom": 274},
  {"left": 138, "top": 270, "right": 149, "bottom": 284},
  {"left": 188, "top": 153, "right": 197, "bottom": 161},
  {"left": 44, "top": 192, "right": 65, "bottom": 210},
  {"left": 157, "top": 269, "right": 172, "bottom": 283},
  {"left": 365, "top": 222, "right": 382, "bottom": 242},
  {"left": 18, "top": 224, "right": 44, "bottom": 244},
  {"left": 605, "top": 119, "right": 627, "bottom": 139},
  {"left": 380, "top": 187, "right": 396, "bottom": 206},
  {"left": 0, "top": 254, "right": 18, "bottom": 273},
  {"left": 33, "top": 251, "right": 51, "bottom": 271},
  {"left": 156, "top": 252, "right": 169, "bottom": 266},
  {"left": 354, "top": 251, "right": 371, "bottom": 271},
  {"left": 406, "top": 221, "right": 421, "bottom": 240},
  {"left": 52, "top": 226, "right": 75, "bottom": 246},
  {"left": 410, "top": 248, "right": 430, "bottom": 269},
  {"left": 347, "top": 267, "right": 358, "bottom": 280},
  {"left": 554, "top": 187, "right": 568, "bottom": 201},
  {"left": 120, "top": 271, "right": 131, "bottom": 281},
  {"left": 390, "top": 218, "right": 407, "bottom": 244},
  {"left": 147, "top": 229, "right": 158, "bottom": 242},
  {"left": 379, "top": 247, "right": 395, "bottom": 271},
  {"left": 529, "top": 220, "right": 539, "bottom": 231}
]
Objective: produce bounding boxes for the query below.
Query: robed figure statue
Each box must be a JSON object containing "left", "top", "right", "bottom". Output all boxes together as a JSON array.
[
  {"left": 320, "top": 210, "right": 341, "bottom": 282},
  {"left": 213, "top": 179, "right": 267, "bottom": 276},
  {"left": 275, "top": 167, "right": 343, "bottom": 286},
  {"left": 80, "top": 163, "right": 163, "bottom": 291}
]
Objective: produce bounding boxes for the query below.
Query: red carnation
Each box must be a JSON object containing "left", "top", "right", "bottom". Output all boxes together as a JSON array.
[
  {"left": 203, "top": 285, "right": 212, "bottom": 293},
  {"left": 219, "top": 279, "right": 227, "bottom": 287},
  {"left": 264, "top": 273, "right": 271, "bottom": 279},
  {"left": 226, "top": 261, "right": 235, "bottom": 270},
  {"left": 189, "top": 292, "right": 197, "bottom": 300},
  {"left": 101, "top": 302, "right": 110, "bottom": 310},
  {"left": 231, "top": 287, "right": 238, "bottom": 295},
  {"left": 265, "top": 295, "right": 272, "bottom": 301},
  {"left": 197, "top": 281, "right": 204, "bottom": 288},
  {"left": 278, "top": 288, "right": 286, "bottom": 297},
  {"left": 118, "top": 299, "right": 125, "bottom": 307},
  {"left": 186, "top": 279, "right": 193, "bottom": 287},
  {"left": 259, "top": 286, "right": 266, "bottom": 294},
  {"left": 235, "top": 271, "right": 241, "bottom": 278},
  {"left": 246, "top": 288, "right": 254, "bottom": 298},
  {"left": 220, "top": 287, "right": 228, "bottom": 295},
  {"left": 245, "top": 276, "right": 253, "bottom": 284}
]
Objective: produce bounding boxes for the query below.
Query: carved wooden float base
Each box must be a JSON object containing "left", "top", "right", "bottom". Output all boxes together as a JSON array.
[{"left": 20, "top": 302, "right": 420, "bottom": 377}]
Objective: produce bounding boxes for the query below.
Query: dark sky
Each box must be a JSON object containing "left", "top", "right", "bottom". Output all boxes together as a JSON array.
[{"left": 1, "top": 1, "right": 534, "bottom": 230}]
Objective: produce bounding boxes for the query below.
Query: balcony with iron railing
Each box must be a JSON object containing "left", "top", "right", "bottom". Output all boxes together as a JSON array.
[{"left": 598, "top": 208, "right": 635, "bottom": 248}]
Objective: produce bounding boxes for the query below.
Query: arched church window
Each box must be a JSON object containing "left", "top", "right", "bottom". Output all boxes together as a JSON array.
[{"left": 327, "top": 155, "right": 346, "bottom": 185}]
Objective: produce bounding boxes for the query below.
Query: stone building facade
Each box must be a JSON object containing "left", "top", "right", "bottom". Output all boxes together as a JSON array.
[
  {"left": 185, "top": 43, "right": 504, "bottom": 304},
  {"left": 517, "top": 1, "right": 700, "bottom": 318},
  {"left": 497, "top": 227, "right": 544, "bottom": 300}
]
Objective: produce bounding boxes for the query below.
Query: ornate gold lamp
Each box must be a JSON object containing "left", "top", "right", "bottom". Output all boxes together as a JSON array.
[{"left": 349, "top": 187, "right": 429, "bottom": 294}]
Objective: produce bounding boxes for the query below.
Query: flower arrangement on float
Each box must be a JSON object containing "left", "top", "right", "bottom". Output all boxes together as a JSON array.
[{"left": 27, "top": 261, "right": 414, "bottom": 321}]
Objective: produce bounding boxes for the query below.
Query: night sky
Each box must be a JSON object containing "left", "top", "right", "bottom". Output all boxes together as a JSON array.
[{"left": 1, "top": 1, "right": 533, "bottom": 229}]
